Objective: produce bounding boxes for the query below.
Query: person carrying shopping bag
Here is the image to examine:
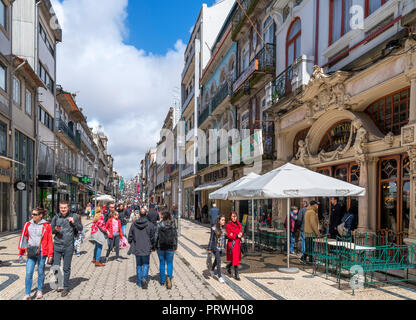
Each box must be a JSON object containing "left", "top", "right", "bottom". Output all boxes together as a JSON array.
[
  {"left": 105, "top": 211, "right": 124, "bottom": 263},
  {"left": 90, "top": 207, "right": 107, "bottom": 267},
  {"left": 18, "top": 208, "right": 53, "bottom": 300}
]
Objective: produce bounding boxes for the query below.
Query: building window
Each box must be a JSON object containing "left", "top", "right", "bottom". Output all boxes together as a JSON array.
[
  {"left": 0, "top": 1, "right": 5, "bottom": 30},
  {"left": 329, "top": 0, "right": 353, "bottom": 45},
  {"left": 286, "top": 18, "right": 301, "bottom": 67},
  {"left": 319, "top": 120, "right": 353, "bottom": 153},
  {"left": 39, "top": 23, "right": 55, "bottom": 56},
  {"left": 241, "top": 43, "right": 250, "bottom": 72},
  {"left": 13, "top": 77, "right": 20, "bottom": 105},
  {"left": 25, "top": 90, "right": 32, "bottom": 115},
  {"left": 0, "top": 63, "right": 5, "bottom": 91},
  {"left": 365, "top": 87, "right": 410, "bottom": 136},
  {"left": 38, "top": 63, "right": 54, "bottom": 93},
  {"left": 14, "top": 130, "right": 34, "bottom": 181},
  {"left": 366, "top": 0, "right": 388, "bottom": 17},
  {"left": 0, "top": 121, "right": 6, "bottom": 156},
  {"left": 263, "top": 16, "right": 274, "bottom": 45},
  {"left": 38, "top": 106, "right": 54, "bottom": 131}
]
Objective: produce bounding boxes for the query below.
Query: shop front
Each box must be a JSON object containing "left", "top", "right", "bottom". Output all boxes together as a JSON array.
[{"left": 0, "top": 158, "right": 11, "bottom": 232}]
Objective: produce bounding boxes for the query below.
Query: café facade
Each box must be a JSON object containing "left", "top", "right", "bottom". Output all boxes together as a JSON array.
[{"left": 268, "top": 38, "right": 416, "bottom": 245}]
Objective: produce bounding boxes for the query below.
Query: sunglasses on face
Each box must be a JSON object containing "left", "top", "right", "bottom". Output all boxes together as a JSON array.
[{"left": 32, "top": 213, "right": 40, "bottom": 217}]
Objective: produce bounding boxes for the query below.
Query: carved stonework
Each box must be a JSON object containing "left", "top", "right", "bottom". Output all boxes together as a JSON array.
[
  {"left": 408, "top": 146, "right": 416, "bottom": 177},
  {"left": 384, "top": 132, "right": 394, "bottom": 147},
  {"left": 402, "top": 124, "right": 416, "bottom": 146},
  {"left": 405, "top": 38, "right": 416, "bottom": 80},
  {"left": 310, "top": 65, "right": 329, "bottom": 81}
]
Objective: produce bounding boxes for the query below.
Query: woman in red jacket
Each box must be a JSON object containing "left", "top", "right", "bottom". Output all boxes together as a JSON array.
[
  {"left": 18, "top": 208, "right": 53, "bottom": 300},
  {"left": 226, "top": 212, "right": 243, "bottom": 281},
  {"left": 105, "top": 211, "right": 124, "bottom": 262}
]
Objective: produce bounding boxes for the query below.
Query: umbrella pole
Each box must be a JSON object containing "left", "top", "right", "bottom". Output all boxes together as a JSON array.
[
  {"left": 252, "top": 199, "right": 254, "bottom": 251},
  {"left": 287, "top": 198, "right": 290, "bottom": 269},
  {"left": 278, "top": 198, "right": 299, "bottom": 274}
]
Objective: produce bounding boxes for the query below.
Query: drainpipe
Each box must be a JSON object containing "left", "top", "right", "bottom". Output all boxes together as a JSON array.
[{"left": 314, "top": 0, "right": 319, "bottom": 66}]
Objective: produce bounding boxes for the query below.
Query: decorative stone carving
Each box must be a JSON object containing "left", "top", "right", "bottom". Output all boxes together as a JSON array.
[
  {"left": 408, "top": 146, "right": 416, "bottom": 177},
  {"left": 352, "top": 118, "right": 369, "bottom": 157},
  {"left": 310, "top": 65, "right": 329, "bottom": 81},
  {"left": 384, "top": 132, "right": 394, "bottom": 147},
  {"left": 295, "top": 139, "right": 312, "bottom": 166}
]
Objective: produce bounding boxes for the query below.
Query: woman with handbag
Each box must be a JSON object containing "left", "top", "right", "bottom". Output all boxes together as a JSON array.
[
  {"left": 18, "top": 208, "right": 53, "bottom": 300},
  {"left": 105, "top": 211, "right": 124, "bottom": 263},
  {"left": 226, "top": 212, "right": 243, "bottom": 281},
  {"left": 90, "top": 207, "right": 107, "bottom": 267},
  {"left": 208, "top": 215, "right": 226, "bottom": 283}
]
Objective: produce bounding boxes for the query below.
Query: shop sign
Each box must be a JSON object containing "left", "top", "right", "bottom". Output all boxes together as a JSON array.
[
  {"left": 15, "top": 181, "right": 26, "bottom": 191},
  {"left": 72, "top": 176, "right": 79, "bottom": 183},
  {"left": 81, "top": 176, "right": 91, "bottom": 184}
]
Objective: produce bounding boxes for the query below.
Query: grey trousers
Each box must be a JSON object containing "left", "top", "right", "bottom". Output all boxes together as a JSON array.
[{"left": 53, "top": 245, "right": 74, "bottom": 291}]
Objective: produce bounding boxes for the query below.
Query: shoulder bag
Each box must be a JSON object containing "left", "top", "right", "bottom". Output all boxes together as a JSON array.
[
  {"left": 337, "top": 215, "right": 353, "bottom": 237},
  {"left": 27, "top": 228, "right": 45, "bottom": 259}
]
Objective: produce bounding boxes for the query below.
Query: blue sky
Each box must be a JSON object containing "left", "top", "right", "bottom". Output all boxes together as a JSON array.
[
  {"left": 125, "top": 0, "right": 217, "bottom": 54},
  {"left": 52, "top": 0, "right": 222, "bottom": 179}
]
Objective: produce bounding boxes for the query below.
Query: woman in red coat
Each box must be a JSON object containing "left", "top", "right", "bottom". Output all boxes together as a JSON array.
[{"left": 226, "top": 212, "right": 243, "bottom": 280}]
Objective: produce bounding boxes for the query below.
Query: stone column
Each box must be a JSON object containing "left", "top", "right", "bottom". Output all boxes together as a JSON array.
[
  {"left": 406, "top": 147, "right": 416, "bottom": 240},
  {"left": 357, "top": 155, "right": 370, "bottom": 232}
]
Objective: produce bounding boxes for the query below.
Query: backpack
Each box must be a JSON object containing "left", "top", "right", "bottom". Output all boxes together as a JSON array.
[{"left": 158, "top": 225, "right": 175, "bottom": 250}]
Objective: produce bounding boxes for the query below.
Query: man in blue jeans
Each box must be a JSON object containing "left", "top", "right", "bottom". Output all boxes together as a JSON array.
[
  {"left": 154, "top": 211, "right": 178, "bottom": 289},
  {"left": 128, "top": 208, "right": 155, "bottom": 289},
  {"left": 296, "top": 200, "right": 308, "bottom": 261}
]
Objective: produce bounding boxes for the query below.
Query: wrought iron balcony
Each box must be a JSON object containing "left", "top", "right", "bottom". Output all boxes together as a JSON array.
[
  {"left": 232, "top": 0, "right": 260, "bottom": 40},
  {"left": 182, "top": 46, "right": 195, "bottom": 80},
  {"left": 233, "top": 44, "right": 275, "bottom": 94},
  {"left": 271, "top": 55, "right": 313, "bottom": 103},
  {"left": 211, "top": 83, "right": 232, "bottom": 114},
  {"left": 198, "top": 104, "right": 211, "bottom": 126},
  {"left": 182, "top": 88, "right": 195, "bottom": 112},
  {"left": 57, "top": 119, "right": 81, "bottom": 149}
]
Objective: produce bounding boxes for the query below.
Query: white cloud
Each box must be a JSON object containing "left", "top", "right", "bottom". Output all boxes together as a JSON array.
[{"left": 51, "top": 0, "right": 185, "bottom": 179}]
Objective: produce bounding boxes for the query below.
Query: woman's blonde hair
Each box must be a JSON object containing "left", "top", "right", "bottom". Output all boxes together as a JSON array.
[{"left": 93, "top": 207, "right": 102, "bottom": 223}]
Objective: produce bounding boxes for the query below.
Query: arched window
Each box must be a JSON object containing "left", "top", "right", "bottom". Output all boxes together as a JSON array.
[
  {"left": 319, "top": 120, "right": 352, "bottom": 153},
  {"left": 220, "top": 68, "right": 226, "bottom": 85},
  {"left": 365, "top": 87, "right": 410, "bottom": 136},
  {"left": 263, "top": 16, "right": 274, "bottom": 44},
  {"left": 286, "top": 18, "right": 301, "bottom": 67},
  {"left": 293, "top": 127, "right": 310, "bottom": 156}
]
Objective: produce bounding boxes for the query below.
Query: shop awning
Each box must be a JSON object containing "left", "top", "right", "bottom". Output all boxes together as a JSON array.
[{"left": 194, "top": 178, "right": 231, "bottom": 192}]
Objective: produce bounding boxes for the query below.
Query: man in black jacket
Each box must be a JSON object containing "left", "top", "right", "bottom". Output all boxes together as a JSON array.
[
  {"left": 329, "top": 197, "right": 343, "bottom": 239},
  {"left": 51, "top": 201, "right": 83, "bottom": 297},
  {"left": 147, "top": 204, "right": 159, "bottom": 227},
  {"left": 128, "top": 209, "right": 155, "bottom": 289}
]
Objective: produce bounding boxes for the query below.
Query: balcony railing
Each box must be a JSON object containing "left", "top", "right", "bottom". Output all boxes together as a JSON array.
[
  {"left": 271, "top": 55, "right": 313, "bottom": 103},
  {"left": 211, "top": 83, "right": 232, "bottom": 114},
  {"left": 182, "top": 46, "right": 195, "bottom": 80},
  {"left": 182, "top": 88, "right": 195, "bottom": 112},
  {"left": 232, "top": 0, "right": 260, "bottom": 40},
  {"left": 233, "top": 43, "right": 275, "bottom": 94},
  {"left": 57, "top": 119, "right": 81, "bottom": 149},
  {"left": 81, "top": 133, "right": 96, "bottom": 156},
  {"left": 198, "top": 104, "right": 211, "bottom": 126}
]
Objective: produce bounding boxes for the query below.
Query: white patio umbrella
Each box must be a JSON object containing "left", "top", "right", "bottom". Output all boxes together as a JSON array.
[
  {"left": 228, "top": 163, "right": 366, "bottom": 273},
  {"left": 209, "top": 173, "right": 260, "bottom": 252},
  {"left": 93, "top": 194, "right": 115, "bottom": 203}
]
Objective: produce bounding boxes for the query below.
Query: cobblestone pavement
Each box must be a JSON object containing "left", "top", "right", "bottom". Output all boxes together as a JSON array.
[{"left": 2, "top": 218, "right": 416, "bottom": 300}]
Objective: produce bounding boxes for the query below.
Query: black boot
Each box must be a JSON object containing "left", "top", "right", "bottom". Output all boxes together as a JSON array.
[
  {"left": 226, "top": 263, "right": 232, "bottom": 276},
  {"left": 234, "top": 266, "right": 240, "bottom": 281}
]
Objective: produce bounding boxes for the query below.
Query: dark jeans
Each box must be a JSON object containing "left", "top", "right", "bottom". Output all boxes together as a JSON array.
[
  {"left": 211, "top": 250, "right": 223, "bottom": 277},
  {"left": 106, "top": 234, "right": 120, "bottom": 259},
  {"left": 53, "top": 245, "right": 74, "bottom": 291},
  {"left": 304, "top": 237, "right": 313, "bottom": 262},
  {"left": 136, "top": 255, "right": 150, "bottom": 285}
]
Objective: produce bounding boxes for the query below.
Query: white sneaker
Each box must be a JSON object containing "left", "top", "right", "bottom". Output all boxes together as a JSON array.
[
  {"left": 36, "top": 291, "right": 43, "bottom": 299},
  {"left": 218, "top": 277, "right": 225, "bottom": 283},
  {"left": 23, "top": 295, "right": 31, "bottom": 300}
]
